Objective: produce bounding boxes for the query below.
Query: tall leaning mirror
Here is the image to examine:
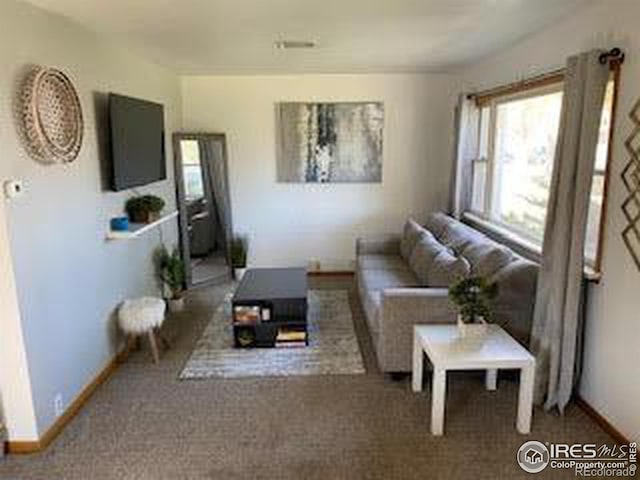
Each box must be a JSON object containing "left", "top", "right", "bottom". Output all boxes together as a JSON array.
[{"left": 173, "top": 133, "right": 233, "bottom": 287}]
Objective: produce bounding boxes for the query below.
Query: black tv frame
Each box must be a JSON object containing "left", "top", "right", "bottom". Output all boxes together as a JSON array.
[{"left": 108, "top": 93, "right": 166, "bottom": 191}]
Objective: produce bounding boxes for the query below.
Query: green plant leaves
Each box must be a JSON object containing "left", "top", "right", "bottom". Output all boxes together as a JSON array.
[
  {"left": 448, "top": 276, "right": 498, "bottom": 323},
  {"left": 125, "top": 195, "right": 165, "bottom": 215},
  {"left": 157, "top": 245, "right": 185, "bottom": 298},
  {"left": 230, "top": 235, "right": 248, "bottom": 268}
]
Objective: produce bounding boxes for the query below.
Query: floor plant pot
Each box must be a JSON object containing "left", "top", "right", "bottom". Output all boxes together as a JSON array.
[
  {"left": 234, "top": 267, "right": 246, "bottom": 282},
  {"left": 457, "top": 315, "right": 488, "bottom": 338},
  {"left": 167, "top": 296, "right": 185, "bottom": 313}
]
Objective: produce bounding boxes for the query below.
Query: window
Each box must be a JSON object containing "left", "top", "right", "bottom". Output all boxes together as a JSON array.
[
  {"left": 180, "top": 140, "right": 205, "bottom": 201},
  {"left": 469, "top": 75, "right": 617, "bottom": 270},
  {"left": 586, "top": 79, "right": 616, "bottom": 267}
]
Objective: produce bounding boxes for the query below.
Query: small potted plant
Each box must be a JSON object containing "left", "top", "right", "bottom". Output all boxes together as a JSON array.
[
  {"left": 125, "top": 195, "right": 165, "bottom": 224},
  {"left": 158, "top": 246, "right": 186, "bottom": 312},
  {"left": 448, "top": 276, "right": 498, "bottom": 338},
  {"left": 230, "top": 235, "right": 249, "bottom": 281}
]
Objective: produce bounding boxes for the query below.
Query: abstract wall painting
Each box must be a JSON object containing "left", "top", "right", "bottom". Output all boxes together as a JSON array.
[{"left": 276, "top": 102, "right": 384, "bottom": 183}]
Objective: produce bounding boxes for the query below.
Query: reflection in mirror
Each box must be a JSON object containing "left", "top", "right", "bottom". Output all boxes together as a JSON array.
[
  {"left": 174, "top": 134, "right": 233, "bottom": 287},
  {"left": 181, "top": 140, "right": 205, "bottom": 201}
]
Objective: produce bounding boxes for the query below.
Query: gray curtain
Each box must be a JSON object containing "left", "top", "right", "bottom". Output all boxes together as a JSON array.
[
  {"left": 530, "top": 50, "right": 609, "bottom": 412},
  {"left": 449, "top": 94, "right": 480, "bottom": 218},
  {"left": 199, "top": 137, "right": 233, "bottom": 266}
]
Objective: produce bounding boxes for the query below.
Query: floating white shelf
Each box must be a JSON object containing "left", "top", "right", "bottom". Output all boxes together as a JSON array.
[{"left": 106, "top": 211, "right": 178, "bottom": 240}]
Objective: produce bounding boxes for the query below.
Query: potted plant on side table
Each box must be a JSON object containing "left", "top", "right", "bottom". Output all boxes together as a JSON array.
[
  {"left": 125, "top": 195, "right": 165, "bottom": 224},
  {"left": 448, "top": 276, "right": 498, "bottom": 338},
  {"left": 158, "top": 246, "right": 186, "bottom": 313},
  {"left": 230, "top": 235, "right": 249, "bottom": 281}
]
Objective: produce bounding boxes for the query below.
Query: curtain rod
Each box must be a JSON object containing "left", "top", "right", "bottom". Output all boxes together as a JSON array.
[
  {"left": 467, "top": 47, "right": 625, "bottom": 102},
  {"left": 599, "top": 47, "right": 625, "bottom": 66}
]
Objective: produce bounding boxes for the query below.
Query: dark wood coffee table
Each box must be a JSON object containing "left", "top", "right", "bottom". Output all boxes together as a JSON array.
[{"left": 232, "top": 268, "right": 308, "bottom": 348}]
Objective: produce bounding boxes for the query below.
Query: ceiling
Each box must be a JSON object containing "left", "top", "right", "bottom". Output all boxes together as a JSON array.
[{"left": 26, "top": 0, "right": 593, "bottom": 74}]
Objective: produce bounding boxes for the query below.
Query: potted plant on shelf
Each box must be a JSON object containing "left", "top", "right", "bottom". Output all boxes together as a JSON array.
[
  {"left": 230, "top": 235, "right": 249, "bottom": 281},
  {"left": 448, "top": 276, "right": 498, "bottom": 338},
  {"left": 158, "top": 246, "right": 186, "bottom": 313},
  {"left": 125, "top": 195, "right": 165, "bottom": 224}
]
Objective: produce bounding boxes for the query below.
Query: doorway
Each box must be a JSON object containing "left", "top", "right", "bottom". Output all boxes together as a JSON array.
[{"left": 173, "top": 133, "right": 233, "bottom": 287}]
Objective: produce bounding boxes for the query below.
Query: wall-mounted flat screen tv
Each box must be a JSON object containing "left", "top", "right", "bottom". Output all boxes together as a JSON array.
[{"left": 109, "top": 93, "right": 166, "bottom": 191}]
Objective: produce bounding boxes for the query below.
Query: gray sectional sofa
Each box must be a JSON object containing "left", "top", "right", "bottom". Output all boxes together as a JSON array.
[{"left": 356, "top": 212, "right": 538, "bottom": 373}]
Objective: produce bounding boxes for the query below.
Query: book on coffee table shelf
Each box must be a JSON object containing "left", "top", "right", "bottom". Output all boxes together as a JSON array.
[
  {"left": 275, "top": 328, "right": 307, "bottom": 348},
  {"left": 231, "top": 268, "right": 308, "bottom": 348},
  {"left": 232, "top": 305, "right": 262, "bottom": 324}
]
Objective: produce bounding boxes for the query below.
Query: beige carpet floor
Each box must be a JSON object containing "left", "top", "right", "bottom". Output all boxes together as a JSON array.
[{"left": 0, "top": 276, "right": 617, "bottom": 480}]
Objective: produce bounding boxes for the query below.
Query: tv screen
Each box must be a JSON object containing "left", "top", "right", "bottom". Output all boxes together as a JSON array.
[{"left": 109, "top": 94, "right": 166, "bottom": 191}]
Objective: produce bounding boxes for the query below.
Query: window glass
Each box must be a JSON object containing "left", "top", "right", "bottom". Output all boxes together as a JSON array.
[
  {"left": 471, "top": 160, "right": 487, "bottom": 212},
  {"left": 470, "top": 78, "right": 616, "bottom": 271},
  {"left": 180, "top": 140, "right": 205, "bottom": 201},
  {"left": 585, "top": 80, "right": 616, "bottom": 265},
  {"left": 471, "top": 107, "right": 491, "bottom": 213},
  {"left": 491, "top": 90, "right": 562, "bottom": 243}
]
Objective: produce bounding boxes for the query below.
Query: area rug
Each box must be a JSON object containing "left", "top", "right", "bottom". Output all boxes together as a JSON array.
[{"left": 179, "top": 290, "right": 365, "bottom": 379}]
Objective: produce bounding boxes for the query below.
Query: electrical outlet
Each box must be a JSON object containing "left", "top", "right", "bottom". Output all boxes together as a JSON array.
[{"left": 54, "top": 393, "right": 64, "bottom": 418}]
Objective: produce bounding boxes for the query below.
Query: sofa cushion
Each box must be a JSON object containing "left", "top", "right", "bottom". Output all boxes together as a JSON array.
[
  {"left": 428, "top": 250, "right": 471, "bottom": 287},
  {"left": 408, "top": 231, "right": 450, "bottom": 285},
  {"left": 400, "top": 218, "right": 425, "bottom": 261},
  {"left": 439, "top": 220, "right": 486, "bottom": 253},
  {"left": 461, "top": 241, "right": 514, "bottom": 278},
  {"left": 424, "top": 212, "right": 453, "bottom": 239},
  {"left": 358, "top": 254, "right": 407, "bottom": 271},
  {"left": 360, "top": 267, "right": 420, "bottom": 293}
]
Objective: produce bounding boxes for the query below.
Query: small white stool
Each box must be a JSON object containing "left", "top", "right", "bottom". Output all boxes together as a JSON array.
[{"left": 119, "top": 297, "right": 168, "bottom": 363}]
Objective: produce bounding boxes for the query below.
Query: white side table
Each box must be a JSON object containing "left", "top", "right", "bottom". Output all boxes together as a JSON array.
[{"left": 412, "top": 324, "right": 535, "bottom": 436}]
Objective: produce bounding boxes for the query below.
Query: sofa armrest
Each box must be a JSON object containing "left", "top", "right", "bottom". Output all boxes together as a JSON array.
[
  {"left": 377, "top": 288, "right": 457, "bottom": 372},
  {"left": 491, "top": 259, "right": 538, "bottom": 302},
  {"left": 490, "top": 259, "right": 538, "bottom": 346},
  {"left": 356, "top": 234, "right": 401, "bottom": 255}
]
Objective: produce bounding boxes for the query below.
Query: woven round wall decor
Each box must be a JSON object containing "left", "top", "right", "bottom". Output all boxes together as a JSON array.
[{"left": 21, "top": 66, "right": 83, "bottom": 164}]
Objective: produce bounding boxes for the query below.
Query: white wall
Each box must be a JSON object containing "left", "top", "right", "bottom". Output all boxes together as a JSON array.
[
  {"left": 0, "top": 198, "right": 38, "bottom": 441},
  {"left": 0, "top": 0, "right": 181, "bottom": 439},
  {"left": 458, "top": 0, "right": 640, "bottom": 442},
  {"left": 181, "top": 74, "right": 456, "bottom": 270}
]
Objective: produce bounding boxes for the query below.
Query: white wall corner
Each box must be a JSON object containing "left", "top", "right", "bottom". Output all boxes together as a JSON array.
[{"left": 0, "top": 199, "right": 39, "bottom": 441}]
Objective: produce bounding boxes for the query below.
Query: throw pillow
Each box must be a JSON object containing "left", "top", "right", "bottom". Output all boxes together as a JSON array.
[
  {"left": 424, "top": 212, "right": 452, "bottom": 239},
  {"left": 439, "top": 221, "right": 485, "bottom": 253},
  {"left": 428, "top": 251, "right": 471, "bottom": 287},
  {"left": 461, "top": 241, "right": 513, "bottom": 277},
  {"left": 409, "top": 232, "right": 449, "bottom": 285},
  {"left": 400, "top": 218, "right": 425, "bottom": 261}
]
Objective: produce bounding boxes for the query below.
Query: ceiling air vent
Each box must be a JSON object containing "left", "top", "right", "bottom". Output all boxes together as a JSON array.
[{"left": 274, "top": 40, "right": 316, "bottom": 50}]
